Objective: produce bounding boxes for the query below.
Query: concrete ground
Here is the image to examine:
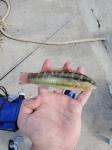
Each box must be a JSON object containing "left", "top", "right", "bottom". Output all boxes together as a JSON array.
[{"left": 0, "top": 0, "right": 112, "bottom": 149}]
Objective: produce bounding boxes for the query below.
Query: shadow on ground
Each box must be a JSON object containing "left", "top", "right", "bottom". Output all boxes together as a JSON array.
[{"left": 83, "top": 78, "right": 112, "bottom": 143}]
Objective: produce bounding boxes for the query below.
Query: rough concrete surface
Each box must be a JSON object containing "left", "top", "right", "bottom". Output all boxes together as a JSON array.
[{"left": 0, "top": 0, "right": 112, "bottom": 149}]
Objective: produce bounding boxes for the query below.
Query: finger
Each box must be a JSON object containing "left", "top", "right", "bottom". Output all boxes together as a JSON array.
[
  {"left": 63, "top": 62, "right": 73, "bottom": 72},
  {"left": 41, "top": 59, "right": 52, "bottom": 72},
  {"left": 38, "top": 86, "right": 49, "bottom": 95},
  {"left": 21, "top": 96, "right": 42, "bottom": 114},
  {"left": 76, "top": 90, "right": 92, "bottom": 107},
  {"left": 76, "top": 66, "right": 85, "bottom": 74}
]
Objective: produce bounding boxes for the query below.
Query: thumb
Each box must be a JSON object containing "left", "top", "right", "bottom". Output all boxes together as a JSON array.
[
  {"left": 17, "top": 96, "right": 42, "bottom": 129},
  {"left": 21, "top": 96, "right": 42, "bottom": 115}
]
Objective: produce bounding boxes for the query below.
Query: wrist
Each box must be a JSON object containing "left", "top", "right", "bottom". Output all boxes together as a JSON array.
[
  {"left": 31, "top": 144, "right": 37, "bottom": 150},
  {"left": 31, "top": 143, "right": 75, "bottom": 150}
]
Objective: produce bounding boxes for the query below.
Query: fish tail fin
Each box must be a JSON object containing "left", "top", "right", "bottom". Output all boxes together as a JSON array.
[{"left": 19, "top": 72, "right": 29, "bottom": 84}]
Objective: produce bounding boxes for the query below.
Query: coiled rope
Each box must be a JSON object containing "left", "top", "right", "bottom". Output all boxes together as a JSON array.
[{"left": 0, "top": 0, "right": 106, "bottom": 45}]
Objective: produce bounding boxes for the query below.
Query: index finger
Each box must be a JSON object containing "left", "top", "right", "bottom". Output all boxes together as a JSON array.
[
  {"left": 76, "top": 90, "right": 92, "bottom": 107},
  {"left": 76, "top": 66, "right": 92, "bottom": 106}
]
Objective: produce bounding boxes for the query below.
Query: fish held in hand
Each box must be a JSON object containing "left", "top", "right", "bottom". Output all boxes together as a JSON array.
[{"left": 19, "top": 71, "right": 96, "bottom": 91}]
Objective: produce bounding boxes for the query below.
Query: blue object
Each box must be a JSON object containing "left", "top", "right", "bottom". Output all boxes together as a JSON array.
[
  {"left": 0, "top": 94, "right": 24, "bottom": 132},
  {"left": 64, "top": 90, "right": 76, "bottom": 99}
]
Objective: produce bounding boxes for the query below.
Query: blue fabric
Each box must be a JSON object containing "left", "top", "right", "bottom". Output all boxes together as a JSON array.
[
  {"left": 0, "top": 95, "right": 24, "bottom": 132},
  {"left": 64, "top": 90, "right": 76, "bottom": 99}
]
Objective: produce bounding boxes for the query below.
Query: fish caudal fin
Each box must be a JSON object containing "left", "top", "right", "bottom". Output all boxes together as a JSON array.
[{"left": 19, "top": 72, "right": 29, "bottom": 84}]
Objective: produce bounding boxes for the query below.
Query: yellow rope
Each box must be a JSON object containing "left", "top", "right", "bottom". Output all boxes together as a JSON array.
[
  {"left": 1, "top": 0, "right": 11, "bottom": 22},
  {"left": 0, "top": 0, "right": 106, "bottom": 45}
]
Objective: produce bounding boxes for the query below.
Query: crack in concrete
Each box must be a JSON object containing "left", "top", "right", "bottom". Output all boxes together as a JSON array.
[
  {"left": 0, "top": 16, "right": 3, "bottom": 48},
  {"left": 0, "top": 17, "right": 73, "bottom": 81},
  {"left": 96, "top": 19, "right": 101, "bottom": 29},
  {"left": 90, "top": 9, "right": 101, "bottom": 29}
]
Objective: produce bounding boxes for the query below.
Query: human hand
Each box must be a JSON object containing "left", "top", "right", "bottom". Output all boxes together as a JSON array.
[{"left": 17, "top": 60, "right": 92, "bottom": 150}]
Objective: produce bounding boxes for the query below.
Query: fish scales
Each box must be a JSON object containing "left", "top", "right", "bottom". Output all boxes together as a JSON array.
[
  {"left": 28, "top": 71, "right": 94, "bottom": 84},
  {"left": 20, "top": 71, "right": 96, "bottom": 91}
]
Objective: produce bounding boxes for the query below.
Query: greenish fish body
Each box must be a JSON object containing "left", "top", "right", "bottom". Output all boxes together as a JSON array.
[{"left": 20, "top": 71, "right": 96, "bottom": 91}]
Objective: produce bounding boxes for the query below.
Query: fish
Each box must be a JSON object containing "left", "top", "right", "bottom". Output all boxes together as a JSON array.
[{"left": 19, "top": 71, "right": 96, "bottom": 91}]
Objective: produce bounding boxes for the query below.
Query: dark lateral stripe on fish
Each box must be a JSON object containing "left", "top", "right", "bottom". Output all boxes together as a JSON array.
[{"left": 28, "top": 71, "right": 96, "bottom": 85}]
